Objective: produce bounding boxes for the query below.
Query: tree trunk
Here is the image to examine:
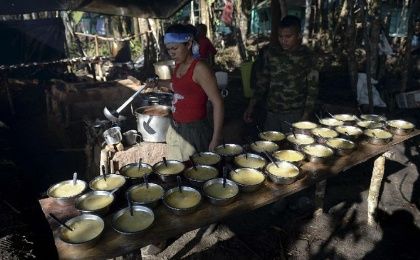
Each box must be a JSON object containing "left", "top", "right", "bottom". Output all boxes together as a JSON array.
[
  {"left": 303, "top": 0, "right": 313, "bottom": 45},
  {"left": 234, "top": 0, "right": 247, "bottom": 61},
  {"left": 271, "top": 0, "right": 281, "bottom": 44},
  {"left": 347, "top": 0, "right": 358, "bottom": 95},
  {"left": 278, "top": 0, "right": 288, "bottom": 18},
  {"left": 361, "top": 0, "right": 374, "bottom": 113},
  {"left": 368, "top": 0, "right": 382, "bottom": 80},
  {"left": 401, "top": 0, "right": 420, "bottom": 92}
]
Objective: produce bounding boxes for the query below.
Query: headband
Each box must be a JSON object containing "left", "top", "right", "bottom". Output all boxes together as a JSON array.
[{"left": 164, "top": 33, "right": 192, "bottom": 44}]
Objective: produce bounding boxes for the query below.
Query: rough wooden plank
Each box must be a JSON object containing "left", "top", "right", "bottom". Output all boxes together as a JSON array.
[{"left": 39, "top": 130, "right": 420, "bottom": 259}]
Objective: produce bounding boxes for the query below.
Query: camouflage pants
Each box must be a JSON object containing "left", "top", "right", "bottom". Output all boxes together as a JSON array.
[
  {"left": 264, "top": 110, "right": 304, "bottom": 133},
  {"left": 166, "top": 119, "right": 212, "bottom": 162}
]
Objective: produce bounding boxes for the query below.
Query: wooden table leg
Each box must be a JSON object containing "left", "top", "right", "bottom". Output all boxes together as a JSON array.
[
  {"left": 314, "top": 180, "right": 327, "bottom": 216},
  {"left": 367, "top": 152, "right": 390, "bottom": 225}
]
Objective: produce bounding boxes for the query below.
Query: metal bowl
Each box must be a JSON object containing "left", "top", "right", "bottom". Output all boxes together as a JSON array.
[
  {"left": 258, "top": 131, "right": 285, "bottom": 143},
  {"left": 386, "top": 119, "right": 415, "bottom": 136},
  {"left": 119, "top": 162, "right": 153, "bottom": 182},
  {"left": 233, "top": 153, "right": 267, "bottom": 170},
  {"left": 360, "top": 114, "right": 387, "bottom": 122},
  {"left": 163, "top": 186, "right": 202, "bottom": 215},
  {"left": 272, "top": 149, "right": 306, "bottom": 166},
  {"left": 58, "top": 214, "right": 104, "bottom": 247},
  {"left": 286, "top": 134, "right": 315, "bottom": 151},
  {"left": 311, "top": 127, "right": 338, "bottom": 144},
  {"left": 364, "top": 128, "right": 393, "bottom": 145},
  {"left": 333, "top": 114, "right": 358, "bottom": 125},
  {"left": 265, "top": 161, "right": 300, "bottom": 185},
  {"left": 183, "top": 165, "right": 219, "bottom": 187},
  {"left": 89, "top": 174, "right": 126, "bottom": 192},
  {"left": 127, "top": 183, "right": 164, "bottom": 208},
  {"left": 153, "top": 160, "right": 185, "bottom": 182},
  {"left": 191, "top": 152, "right": 221, "bottom": 167},
  {"left": 302, "top": 144, "right": 334, "bottom": 163},
  {"left": 335, "top": 125, "right": 363, "bottom": 141},
  {"left": 214, "top": 144, "right": 244, "bottom": 161},
  {"left": 292, "top": 121, "right": 318, "bottom": 135},
  {"left": 325, "top": 138, "right": 356, "bottom": 156},
  {"left": 318, "top": 117, "right": 344, "bottom": 128},
  {"left": 203, "top": 178, "right": 239, "bottom": 206},
  {"left": 229, "top": 168, "right": 265, "bottom": 192},
  {"left": 111, "top": 205, "right": 154, "bottom": 235},
  {"left": 47, "top": 179, "right": 87, "bottom": 206},
  {"left": 356, "top": 120, "right": 384, "bottom": 130},
  {"left": 249, "top": 140, "right": 279, "bottom": 154},
  {"left": 75, "top": 191, "right": 114, "bottom": 216}
]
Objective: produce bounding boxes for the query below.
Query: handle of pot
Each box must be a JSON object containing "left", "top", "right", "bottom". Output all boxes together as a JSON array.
[{"left": 116, "top": 84, "right": 146, "bottom": 114}]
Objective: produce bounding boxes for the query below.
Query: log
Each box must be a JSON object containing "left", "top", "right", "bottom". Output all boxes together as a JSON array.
[{"left": 367, "top": 152, "right": 389, "bottom": 225}]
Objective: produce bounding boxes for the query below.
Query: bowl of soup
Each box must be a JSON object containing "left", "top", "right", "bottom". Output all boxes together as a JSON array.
[
  {"left": 265, "top": 161, "right": 300, "bottom": 184},
  {"left": 311, "top": 127, "right": 338, "bottom": 144},
  {"left": 318, "top": 117, "right": 344, "bottom": 128},
  {"left": 47, "top": 179, "right": 87, "bottom": 206},
  {"left": 234, "top": 153, "right": 267, "bottom": 170},
  {"left": 119, "top": 162, "right": 153, "bottom": 182},
  {"left": 325, "top": 138, "right": 356, "bottom": 156},
  {"left": 356, "top": 120, "right": 384, "bottom": 129},
  {"left": 183, "top": 165, "right": 219, "bottom": 187},
  {"left": 386, "top": 119, "right": 415, "bottom": 136},
  {"left": 249, "top": 140, "right": 279, "bottom": 154},
  {"left": 127, "top": 183, "right": 164, "bottom": 208},
  {"left": 163, "top": 186, "right": 202, "bottom": 215},
  {"left": 272, "top": 150, "right": 305, "bottom": 166},
  {"left": 89, "top": 174, "right": 126, "bottom": 192},
  {"left": 292, "top": 121, "right": 318, "bottom": 135},
  {"left": 191, "top": 152, "right": 221, "bottom": 166},
  {"left": 229, "top": 168, "right": 265, "bottom": 192},
  {"left": 333, "top": 114, "right": 358, "bottom": 125},
  {"left": 364, "top": 128, "right": 393, "bottom": 145},
  {"left": 75, "top": 191, "right": 114, "bottom": 215},
  {"left": 335, "top": 125, "right": 363, "bottom": 141},
  {"left": 360, "top": 114, "right": 387, "bottom": 122},
  {"left": 302, "top": 144, "right": 334, "bottom": 163},
  {"left": 258, "top": 131, "right": 285, "bottom": 143},
  {"left": 153, "top": 160, "right": 185, "bottom": 182},
  {"left": 203, "top": 178, "right": 239, "bottom": 206},
  {"left": 58, "top": 214, "right": 104, "bottom": 247},
  {"left": 286, "top": 134, "right": 315, "bottom": 150},
  {"left": 112, "top": 205, "right": 154, "bottom": 235},
  {"left": 214, "top": 144, "right": 244, "bottom": 159}
]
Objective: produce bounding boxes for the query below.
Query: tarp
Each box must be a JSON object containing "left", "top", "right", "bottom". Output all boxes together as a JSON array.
[
  {"left": 0, "top": 0, "right": 190, "bottom": 18},
  {"left": 0, "top": 18, "right": 65, "bottom": 65}
]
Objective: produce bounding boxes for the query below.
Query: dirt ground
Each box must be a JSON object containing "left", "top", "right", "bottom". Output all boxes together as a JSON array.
[{"left": 2, "top": 70, "right": 420, "bottom": 259}]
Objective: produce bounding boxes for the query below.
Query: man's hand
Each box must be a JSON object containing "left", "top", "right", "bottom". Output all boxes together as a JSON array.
[{"left": 243, "top": 105, "right": 254, "bottom": 123}]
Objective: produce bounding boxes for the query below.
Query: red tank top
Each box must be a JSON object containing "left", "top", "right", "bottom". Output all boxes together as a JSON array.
[{"left": 171, "top": 60, "right": 208, "bottom": 123}]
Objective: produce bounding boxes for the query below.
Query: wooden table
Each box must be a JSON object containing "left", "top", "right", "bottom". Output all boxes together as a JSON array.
[{"left": 39, "top": 130, "right": 420, "bottom": 259}]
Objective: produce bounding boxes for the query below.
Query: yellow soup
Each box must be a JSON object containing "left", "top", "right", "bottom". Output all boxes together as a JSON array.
[
  {"left": 204, "top": 183, "right": 238, "bottom": 199},
  {"left": 130, "top": 185, "right": 164, "bottom": 203},
  {"left": 114, "top": 210, "right": 154, "bottom": 233},
  {"left": 193, "top": 154, "right": 220, "bottom": 165},
  {"left": 61, "top": 219, "right": 103, "bottom": 244},
  {"left": 123, "top": 166, "right": 152, "bottom": 178},
  {"left": 267, "top": 164, "right": 299, "bottom": 177},
  {"left": 50, "top": 182, "right": 85, "bottom": 198},
  {"left": 185, "top": 167, "right": 218, "bottom": 181},
  {"left": 155, "top": 163, "right": 184, "bottom": 175},
  {"left": 273, "top": 150, "right": 304, "bottom": 162},
  {"left": 79, "top": 195, "right": 113, "bottom": 211},
  {"left": 234, "top": 155, "right": 266, "bottom": 168},
  {"left": 91, "top": 176, "right": 125, "bottom": 191},
  {"left": 230, "top": 169, "right": 265, "bottom": 185},
  {"left": 165, "top": 190, "right": 201, "bottom": 209}
]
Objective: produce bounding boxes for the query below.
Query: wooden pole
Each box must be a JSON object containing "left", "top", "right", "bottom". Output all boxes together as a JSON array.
[
  {"left": 314, "top": 180, "right": 327, "bottom": 216},
  {"left": 367, "top": 153, "right": 388, "bottom": 225}
]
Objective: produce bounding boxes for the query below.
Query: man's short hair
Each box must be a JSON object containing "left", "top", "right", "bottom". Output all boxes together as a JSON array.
[{"left": 279, "top": 15, "right": 302, "bottom": 33}]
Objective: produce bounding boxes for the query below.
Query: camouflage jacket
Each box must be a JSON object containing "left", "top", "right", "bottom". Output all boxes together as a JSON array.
[{"left": 253, "top": 44, "right": 319, "bottom": 114}]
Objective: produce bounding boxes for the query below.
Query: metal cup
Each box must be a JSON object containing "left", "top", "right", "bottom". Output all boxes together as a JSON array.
[
  {"left": 123, "top": 130, "right": 141, "bottom": 146},
  {"left": 103, "top": 126, "right": 122, "bottom": 145}
]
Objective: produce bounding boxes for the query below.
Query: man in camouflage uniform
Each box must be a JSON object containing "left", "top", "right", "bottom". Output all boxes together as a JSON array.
[{"left": 243, "top": 15, "right": 319, "bottom": 133}]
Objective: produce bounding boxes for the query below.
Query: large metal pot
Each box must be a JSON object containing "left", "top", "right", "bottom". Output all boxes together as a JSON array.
[
  {"left": 154, "top": 60, "right": 175, "bottom": 80},
  {"left": 135, "top": 105, "right": 172, "bottom": 142}
]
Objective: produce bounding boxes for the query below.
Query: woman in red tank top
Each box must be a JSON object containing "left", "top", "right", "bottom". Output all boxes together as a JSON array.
[{"left": 160, "top": 24, "right": 224, "bottom": 161}]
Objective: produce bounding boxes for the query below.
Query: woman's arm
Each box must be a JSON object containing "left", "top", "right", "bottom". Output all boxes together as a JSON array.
[{"left": 193, "top": 61, "right": 224, "bottom": 151}]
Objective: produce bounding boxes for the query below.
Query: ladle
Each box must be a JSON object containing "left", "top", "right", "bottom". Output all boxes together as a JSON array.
[
  {"left": 177, "top": 176, "right": 183, "bottom": 193},
  {"left": 264, "top": 151, "right": 279, "bottom": 168},
  {"left": 103, "top": 83, "right": 146, "bottom": 122},
  {"left": 72, "top": 172, "right": 77, "bottom": 185},
  {"left": 189, "top": 156, "right": 197, "bottom": 170},
  {"left": 49, "top": 213, "right": 73, "bottom": 231},
  {"left": 137, "top": 158, "right": 142, "bottom": 169},
  {"left": 222, "top": 167, "right": 228, "bottom": 188},
  {"left": 222, "top": 138, "right": 226, "bottom": 148},
  {"left": 290, "top": 127, "right": 297, "bottom": 139},
  {"left": 162, "top": 157, "right": 168, "bottom": 167},
  {"left": 143, "top": 174, "right": 149, "bottom": 189},
  {"left": 256, "top": 125, "right": 264, "bottom": 135},
  {"left": 126, "top": 193, "right": 133, "bottom": 216},
  {"left": 315, "top": 114, "right": 322, "bottom": 122},
  {"left": 101, "top": 165, "right": 107, "bottom": 181}
]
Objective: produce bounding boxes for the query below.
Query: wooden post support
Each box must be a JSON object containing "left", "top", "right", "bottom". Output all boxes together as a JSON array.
[
  {"left": 314, "top": 180, "right": 327, "bottom": 216},
  {"left": 367, "top": 152, "right": 389, "bottom": 225}
]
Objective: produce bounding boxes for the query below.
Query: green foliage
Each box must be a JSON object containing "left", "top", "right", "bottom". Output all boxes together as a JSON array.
[{"left": 71, "top": 11, "right": 84, "bottom": 25}]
